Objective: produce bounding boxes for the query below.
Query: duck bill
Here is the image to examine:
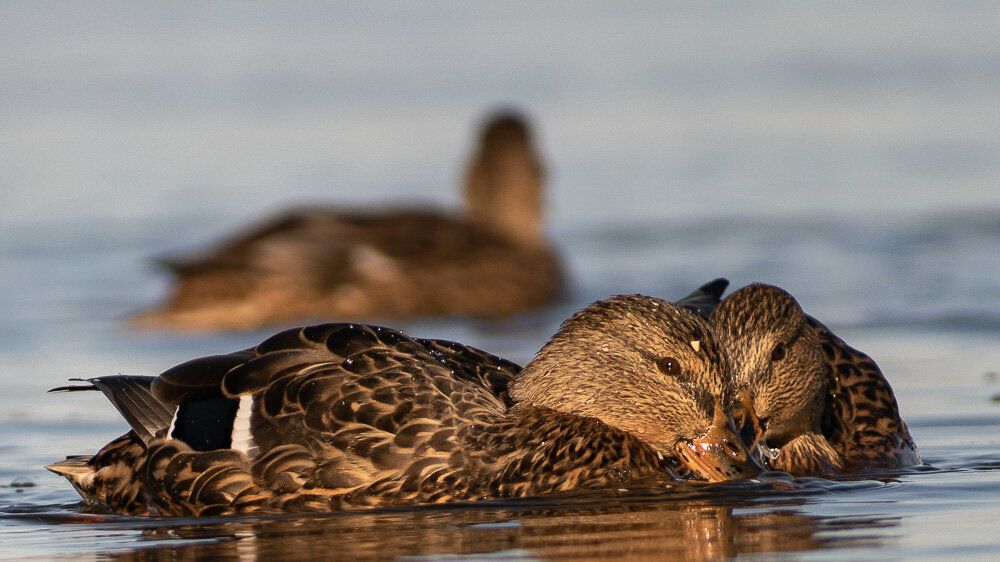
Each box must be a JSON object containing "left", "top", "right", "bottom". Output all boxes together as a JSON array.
[
  {"left": 734, "top": 387, "right": 763, "bottom": 451},
  {"left": 674, "top": 401, "right": 765, "bottom": 482},
  {"left": 732, "top": 387, "right": 781, "bottom": 468}
]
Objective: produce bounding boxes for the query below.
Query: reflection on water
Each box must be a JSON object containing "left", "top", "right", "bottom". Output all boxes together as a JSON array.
[{"left": 4, "top": 482, "right": 904, "bottom": 560}]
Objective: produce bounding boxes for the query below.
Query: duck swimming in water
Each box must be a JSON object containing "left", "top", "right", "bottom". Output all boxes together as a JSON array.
[
  {"left": 131, "top": 110, "right": 563, "bottom": 332},
  {"left": 709, "top": 283, "right": 920, "bottom": 476},
  {"left": 50, "top": 293, "right": 762, "bottom": 516}
]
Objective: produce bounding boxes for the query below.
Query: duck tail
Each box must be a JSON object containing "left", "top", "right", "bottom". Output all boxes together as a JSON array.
[
  {"left": 45, "top": 456, "right": 92, "bottom": 479},
  {"left": 46, "top": 456, "right": 97, "bottom": 504},
  {"left": 46, "top": 432, "right": 151, "bottom": 515}
]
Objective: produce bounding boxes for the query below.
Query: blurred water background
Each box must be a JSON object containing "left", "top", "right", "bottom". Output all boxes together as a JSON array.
[{"left": 2, "top": 2, "right": 1000, "bottom": 560}]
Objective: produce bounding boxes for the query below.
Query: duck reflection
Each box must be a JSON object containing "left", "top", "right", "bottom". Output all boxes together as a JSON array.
[{"left": 95, "top": 488, "right": 899, "bottom": 561}]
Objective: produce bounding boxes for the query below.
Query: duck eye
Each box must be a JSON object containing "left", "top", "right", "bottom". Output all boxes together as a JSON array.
[
  {"left": 771, "top": 343, "right": 786, "bottom": 362},
  {"left": 657, "top": 356, "right": 681, "bottom": 376}
]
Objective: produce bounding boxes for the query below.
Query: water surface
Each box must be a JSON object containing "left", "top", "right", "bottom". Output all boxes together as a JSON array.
[{"left": 3, "top": 3, "right": 1000, "bottom": 560}]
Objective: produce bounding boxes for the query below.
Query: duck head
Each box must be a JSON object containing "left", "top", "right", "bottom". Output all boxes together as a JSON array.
[
  {"left": 463, "top": 111, "right": 546, "bottom": 249},
  {"left": 709, "top": 284, "right": 828, "bottom": 455},
  {"left": 510, "top": 294, "right": 763, "bottom": 482}
]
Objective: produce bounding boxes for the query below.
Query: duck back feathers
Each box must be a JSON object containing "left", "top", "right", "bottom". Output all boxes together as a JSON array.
[{"left": 810, "top": 316, "right": 920, "bottom": 471}]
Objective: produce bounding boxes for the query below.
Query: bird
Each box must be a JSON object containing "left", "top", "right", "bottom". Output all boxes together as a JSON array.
[
  {"left": 48, "top": 292, "right": 762, "bottom": 516},
  {"left": 130, "top": 110, "right": 563, "bottom": 332},
  {"left": 708, "top": 283, "right": 920, "bottom": 476}
]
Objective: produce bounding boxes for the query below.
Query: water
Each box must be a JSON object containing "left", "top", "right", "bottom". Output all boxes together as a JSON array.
[{"left": 3, "top": 2, "right": 1000, "bottom": 560}]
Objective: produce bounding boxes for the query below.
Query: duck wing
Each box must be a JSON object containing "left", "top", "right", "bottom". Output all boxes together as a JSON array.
[
  {"left": 810, "top": 316, "right": 921, "bottom": 471},
  {"left": 148, "top": 324, "right": 511, "bottom": 453},
  {"left": 138, "top": 323, "right": 510, "bottom": 514},
  {"left": 157, "top": 209, "right": 484, "bottom": 280}
]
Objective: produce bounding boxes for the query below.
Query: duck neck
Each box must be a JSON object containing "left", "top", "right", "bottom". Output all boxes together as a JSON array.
[{"left": 462, "top": 142, "right": 546, "bottom": 249}]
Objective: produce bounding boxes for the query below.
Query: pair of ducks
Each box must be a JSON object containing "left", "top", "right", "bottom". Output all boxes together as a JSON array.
[
  {"left": 49, "top": 279, "right": 919, "bottom": 516},
  {"left": 49, "top": 110, "right": 917, "bottom": 515}
]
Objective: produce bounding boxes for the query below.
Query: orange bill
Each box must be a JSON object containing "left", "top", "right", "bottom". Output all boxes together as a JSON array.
[{"left": 674, "top": 400, "right": 765, "bottom": 481}]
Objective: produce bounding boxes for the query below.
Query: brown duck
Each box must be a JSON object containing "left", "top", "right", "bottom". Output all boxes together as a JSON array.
[
  {"left": 49, "top": 293, "right": 762, "bottom": 516},
  {"left": 709, "top": 283, "right": 920, "bottom": 476},
  {"left": 131, "top": 110, "right": 562, "bottom": 332}
]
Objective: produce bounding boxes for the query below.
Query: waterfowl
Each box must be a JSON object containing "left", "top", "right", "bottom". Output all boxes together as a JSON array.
[
  {"left": 709, "top": 283, "right": 920, "bottom": 476},
  {"left": 50, "top": 294, "right": 762, "bottom": 516},
  {"left": 131, "top": 110, "right": 562, "bottom": 332}
]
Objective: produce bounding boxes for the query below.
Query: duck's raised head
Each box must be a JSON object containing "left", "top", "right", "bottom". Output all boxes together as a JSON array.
[
  {"left": 510, "top": 294, "right": 762, "bottom": 481},
  {"left": 709, "top": 284, "right": 827, "bottom": 450},
  {"left": 463, "top": 110, "right": 546, "bottom": 248}
]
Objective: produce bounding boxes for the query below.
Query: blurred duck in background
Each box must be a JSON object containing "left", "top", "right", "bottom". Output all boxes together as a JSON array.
[{"left": 132, "top": 110, "right": 563, "bottom": 332}]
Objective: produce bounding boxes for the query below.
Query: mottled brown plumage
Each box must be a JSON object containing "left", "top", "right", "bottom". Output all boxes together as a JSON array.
[
  {"left": 49, "top": 294, "right": 762, "bottom": 516},
  {"left": 130, "top": 111, "right": 562, "bottom": 332},
  {"left": 709, "top": 284, "right": 920, "bottom": 476}
]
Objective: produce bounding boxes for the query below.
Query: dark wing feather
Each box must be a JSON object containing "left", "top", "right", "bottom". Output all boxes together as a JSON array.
[
  {"left": 50, "top": 376, "right": 175, "bottom": 443},
  {"left": 675, "top": 278, "right": 730, "bottom": 319},
  {"left": 416, "top": 338, "right": 521, "bottom": 407},
  {"left": 223, "top": 324, "right": 509, "bottom": 448},
  {"left": 152, "top": 350, "right": 256, "bottom": 404}
]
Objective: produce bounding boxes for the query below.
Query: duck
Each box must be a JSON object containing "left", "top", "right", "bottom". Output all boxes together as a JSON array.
[
  {"left": 708, "top": 283, "right": 920, "bottom": 476},
  {"left": 130, "top": 110, "right": 563, "bottom": 332},
  {"left": 49, "top": 292, "right": 763, "bottom": 516}
]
